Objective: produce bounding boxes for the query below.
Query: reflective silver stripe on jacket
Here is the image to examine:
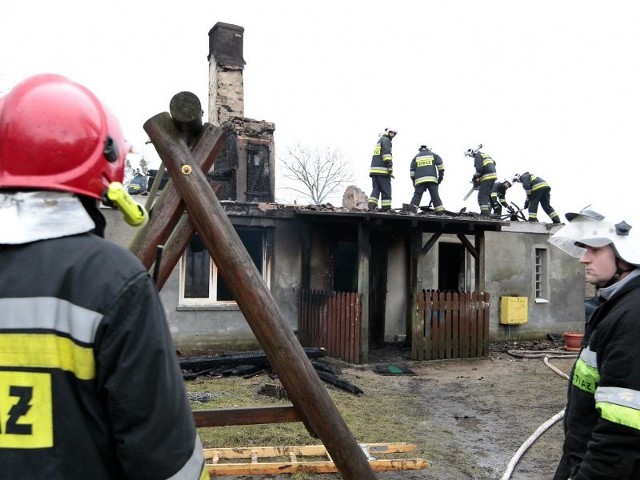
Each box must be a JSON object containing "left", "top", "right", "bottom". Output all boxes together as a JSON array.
[
  {"left": 166, "top": 434, "right": 207, "bottom": 480},
  {"left": 580, "top": 346, "right": 597, "bottom": 368},
  {"left": 0, "top": 297, "right": 101, "bottom": 344},
  {"left": 596, "top": 386, "right": 640, "bottom": 411}
]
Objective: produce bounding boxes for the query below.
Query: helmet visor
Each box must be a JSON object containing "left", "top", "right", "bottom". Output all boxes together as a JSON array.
[{"left": 548, "top": 217, "right": 612, "bottom": 258}]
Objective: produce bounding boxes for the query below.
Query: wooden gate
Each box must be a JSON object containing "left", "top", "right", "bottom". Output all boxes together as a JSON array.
[
  {"left": 412, "top": 290, "right": 490, "bottom": 361},
  {"left": 298, "top": 290, "right": 361, "bottom": 364}
]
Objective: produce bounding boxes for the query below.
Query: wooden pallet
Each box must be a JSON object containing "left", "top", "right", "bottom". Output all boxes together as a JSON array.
[{"left": 203, "top": 442, "right": 428, "bottom": 476}]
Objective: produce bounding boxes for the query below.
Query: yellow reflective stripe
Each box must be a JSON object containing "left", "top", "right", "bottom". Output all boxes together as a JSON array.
[
  {"left": 370, "top": 168, "right": 389, "bottom": 174},
  {"left": 596, "top": 401, "right": 640, "bottom": 431},
  {"left": 415, "top": 176, "right": 438, "bottom": 185},
  {"left": 382, "top": 155, "right": 392, "bottom": 162},
  {"left": 572, "top": 356, "right": 600, "bottom": 394},
  {"left": 0, "top": 334, "right": 95, "bottom": 380},
  {"left": 531, "top": 181, "right": 549, "bottom": 191},
  {"left": 480, "top": 173, "right": 497, "bottom": 182}
]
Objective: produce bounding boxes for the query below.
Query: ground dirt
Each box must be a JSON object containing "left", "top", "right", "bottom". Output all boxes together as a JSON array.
[{"left": 233, "top": 339, "right": 577, "bottom": 480}]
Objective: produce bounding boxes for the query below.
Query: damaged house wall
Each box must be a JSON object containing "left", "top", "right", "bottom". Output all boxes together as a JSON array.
[
  {"left": 101, "top": 21, "right": 585, "bottom": 356},
  {"left": 419, "top": 225, "right": 583, "bottom": 340}
]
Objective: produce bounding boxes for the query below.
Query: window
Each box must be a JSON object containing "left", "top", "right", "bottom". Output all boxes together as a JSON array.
[
  {"left": 534, "top": 246, "right": 549, "bottom": 302},
  {"left": 246, "top": 144, "right": 272, "bottom": 202},
  {"left": 180, "top": 228, "right": 271, "bottom": 307}
]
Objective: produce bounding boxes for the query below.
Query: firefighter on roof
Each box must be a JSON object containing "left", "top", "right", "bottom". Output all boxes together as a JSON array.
[
  {"left": 368, "top": 128, "right": 396, "bottom": 212},
  {"left": 409, "top": 144, "right": 445, "bottom": 214},
  {"left": 513, "top": 171, "right": 561, "bottom": 223},
  {"left": 465, "top": 145, "right": 497, "bottom": 216},
  {"left": 490, "top": 178, "right": 512, "bottom": 215}
]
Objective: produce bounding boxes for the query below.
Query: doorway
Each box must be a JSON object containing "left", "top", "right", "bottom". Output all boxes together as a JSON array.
[{"left": 438, "top": 242, "right": 466, "bottom": 292}]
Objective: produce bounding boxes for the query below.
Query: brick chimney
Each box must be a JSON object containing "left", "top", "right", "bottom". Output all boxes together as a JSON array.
[
  {"left": 206, "top": 22, "right": 276, "bottom": 203},
  {"left": 207, "top": 22, "right": 246, "bottom": 125}
]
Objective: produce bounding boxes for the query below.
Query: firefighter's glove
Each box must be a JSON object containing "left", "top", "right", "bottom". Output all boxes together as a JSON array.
[
  {"left": 524, "top": 199, "right": 530, "bottom": 209},
  {"left": 438, "top": 176, "right": 444, "bottom": 184},
  {"left": 389, "top": 169, "right": 394, "bottom": 179}
]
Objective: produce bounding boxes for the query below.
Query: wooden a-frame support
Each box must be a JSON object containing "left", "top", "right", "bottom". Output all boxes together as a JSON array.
[{"left": 130, "top": 92, "right": 378, "bottom": 479}]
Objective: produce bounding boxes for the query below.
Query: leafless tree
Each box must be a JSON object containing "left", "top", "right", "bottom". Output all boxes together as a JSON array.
[{"left": 279, "top": 144, "right": 353, "bottom": 205}]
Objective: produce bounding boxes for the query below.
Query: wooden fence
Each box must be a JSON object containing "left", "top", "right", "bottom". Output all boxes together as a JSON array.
[
  {"left": 412, "top": 290, "right": 491, "bottom": 361},
  {"left": 298, "top": 290, "right": 361, "bottom": 364}
]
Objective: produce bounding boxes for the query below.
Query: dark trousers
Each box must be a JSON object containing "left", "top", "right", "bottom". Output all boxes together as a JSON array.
[
  {"left": 477, "top": 180, "right": 493, "bottom": 215},
  {"left": 411, "top": 183, "right": 443, "bottom": 211},
  {"left": 369, "top": 175, "right": 392, "bottom": 209},
  {"left": 528, "top": 187, "right": 560, "bottom": 223}
]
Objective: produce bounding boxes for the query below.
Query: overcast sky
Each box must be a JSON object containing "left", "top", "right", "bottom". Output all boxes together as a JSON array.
[{"left": 1, "top": 1, "right": 639, "bottom": 218}]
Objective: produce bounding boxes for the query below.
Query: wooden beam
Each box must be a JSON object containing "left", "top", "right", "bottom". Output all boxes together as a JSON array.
[
  {"left": 193, "top": 406, "right": 300, "bottom": 427},
  {"left": 203, "top": 443, "right": 428, "bottom": 476},
  {"left": 144, "top": 112, "right": 377, "bottom": 480},
  {"left": 357, "top": 223, "right": 370, "bottom": 364},
  {"left": 421, "top": 232, "right": 442, "bottom": 256},
  {"left": 456, "top": 233, "right": 478, "bottom": 260},
  {"left": 128, "top": 122, "right": 226, "bottom": 269}
]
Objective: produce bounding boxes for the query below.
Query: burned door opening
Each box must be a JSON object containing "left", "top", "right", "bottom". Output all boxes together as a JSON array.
[
  {"left": 333, "top": 241, "right": 358, "bottom": 293},
  {"left": 438, "top": 242, "right": 465, "bottom": 292},
  {"left": 369, "top": 233, "right": 389, "bottom": 347}
]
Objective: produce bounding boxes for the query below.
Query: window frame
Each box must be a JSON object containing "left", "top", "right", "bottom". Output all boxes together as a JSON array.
[
  {"left": 533, "top": 245, "right": 549, "bottom": 303},
  {"left": 178, "top": 227, "right": 272, "bottom": 310}
]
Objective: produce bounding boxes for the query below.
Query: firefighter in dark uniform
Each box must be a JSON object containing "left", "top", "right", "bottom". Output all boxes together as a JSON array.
[
  {"left": 409, "top": 144, "right": 445, "bottom": 214},
  {"left": 369, "top": 128, "right": 397, "bottom": 212},
  {"left": 490, "top": 178, "right": 512, "bottom": 215},
  {"left": 0, "top": 74, "right": 208, "bottom": 479},
  {"left": 549, "top": 205, "right": 640, "bottom": 479},
  {"left": 513, "top": 172, "right": 561, "bottom": 223},
  {"left": 465, "top": 146, "right": 497, "bottom": 216}
]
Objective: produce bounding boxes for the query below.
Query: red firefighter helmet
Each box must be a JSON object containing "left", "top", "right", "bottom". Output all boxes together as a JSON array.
[{"left": 0, "top": 73, "right": 128, "bottom": 200}]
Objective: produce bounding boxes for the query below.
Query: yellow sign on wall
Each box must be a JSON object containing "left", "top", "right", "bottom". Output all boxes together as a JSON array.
[{"left": 500, "top": 296, "right": 528, "bottom": 325}]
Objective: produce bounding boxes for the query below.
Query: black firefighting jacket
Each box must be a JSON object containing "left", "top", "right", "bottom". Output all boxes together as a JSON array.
[
  {"left": 0, "top": 233, "right": 207, "bottom": 480},
  {"left": 490, "top": 181, "right": 509, "bottom": 208},
  {"left": 562, "top": 272, "right": 640, "bottom": 479},
  {"left": 518, "top": 172, "right": 549, "bottom": 197},
  {"left": 410, "top": 148, "right": 444, "bottom": 186},
  {"left": 472, "top": 152, "right": 497, "bottom": 184},
  {"left": 370, "top": 133, "right": 394, "bottom": 176}
]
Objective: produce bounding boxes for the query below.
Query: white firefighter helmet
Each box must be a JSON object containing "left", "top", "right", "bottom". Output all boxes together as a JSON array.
[
  {"left": 512, "top": 173, "right": 521, "bottom": 183},
  {"left": 549, "top": 205, "right": 640, "bottom": 266}
]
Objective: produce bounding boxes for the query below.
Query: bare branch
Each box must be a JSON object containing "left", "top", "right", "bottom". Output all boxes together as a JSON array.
[{"left": 279, "top": 144, "right": 353, "bottom": 205}]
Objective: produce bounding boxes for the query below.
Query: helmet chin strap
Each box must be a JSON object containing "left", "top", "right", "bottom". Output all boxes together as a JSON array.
[{"left": 601, "top": 259, "right": 635, "bottom": 288}]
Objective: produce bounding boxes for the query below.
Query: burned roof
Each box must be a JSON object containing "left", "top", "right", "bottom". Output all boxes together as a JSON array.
[{"left": 220, "top": 201, "right": 506, "bottom": 235}]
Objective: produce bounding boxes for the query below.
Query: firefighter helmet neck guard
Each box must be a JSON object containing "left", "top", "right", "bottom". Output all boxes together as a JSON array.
[
  {"left": 0, "top": 73, "right": 127, "bottom": 200},
  {"left": 549, "top": 205, "right": 640, "bottom": 267}
]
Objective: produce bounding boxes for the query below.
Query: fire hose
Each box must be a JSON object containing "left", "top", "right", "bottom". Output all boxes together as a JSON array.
[{"left": 499, "top": 352, "right": 576, "bottom": 480}]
